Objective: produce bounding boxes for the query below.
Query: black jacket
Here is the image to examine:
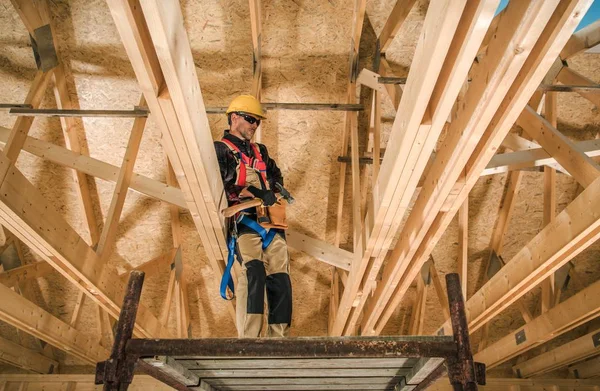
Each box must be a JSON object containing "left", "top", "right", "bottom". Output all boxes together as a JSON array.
[{"left": 214, "top": 131, "right": 283, "bottom": 205}]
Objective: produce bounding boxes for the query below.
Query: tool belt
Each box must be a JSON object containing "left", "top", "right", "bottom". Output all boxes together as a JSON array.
[{"left": 256, "top": 200, "right": 288, "bottom": 230}]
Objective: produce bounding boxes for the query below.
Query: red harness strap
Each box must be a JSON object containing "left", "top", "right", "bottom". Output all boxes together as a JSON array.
[{"left": 220, "top": 138, "right": 268, "bottom": 188}]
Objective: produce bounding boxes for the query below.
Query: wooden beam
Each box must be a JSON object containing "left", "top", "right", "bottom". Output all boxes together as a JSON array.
[
  {"left": 378, "top": 58, "right": 402, "bottom": 110},
  {"left": 439, "top": 172, "right": 600, "bottom": 336},
  {"left": 474, "top": 278, "right": 600, "bottom": 368},
  {"left": 361, "top": 0, "right": 564, "bottom": 336},
  {"left": 286, "top": 231, "right": 352, "bottom": 271},
  {"left": 3, "top": 71, "right": 52, "bottom": 162},
  {"left": 560, "top": 19, "right": 600, "bottom": 59},
  {"left": 0, "top": 125, "right": 186, "bottom": 208},
  {"left": 502, "top": 133, "right": 541, "bottom": 151},
  {"left": 0, "top": 279, "right": 108, "bottom": 363},
  {"left": 541, "top": 91, "right": 558, "bottom": 314},
  {"left": 0, "top": 261, "right": 53, "bottom": 288},
  {"left": 457, "top": 198, "right": 468, "bottom": 298},
  {"left": 428, "top": 378, "right": 600, "bottom": 391},
  {"left": 378, "top": 0, "right": 419, "bottom": 53},
  {"left": 408, "top": 273, "right": 428, "bottom": 335},
  {"left": 248, "top": 0, "right": 262, "bottom": 141},
  {"left": 517, "top": 105, "right": 600, "bottom": 187},
  {"left": 95, "top": 95, "right": 147, "bottom": 263},
  {"left": 333, "top": 0, "right": 366, "bottom": 248},
  {"left": 0, "top": 375, "right": 174, "bottom": 390},
  {"left": 483, "top": 138, "right": 600, "bottom": 176},
  {"left": 52, "top": 65, "right": 101, "bottom": 247},
  {"left": 383, "top": 0, "right": 594, "bottom": 337},
  {"left": 334, "top": 0, "right": 490, "bottom": 336},
  {"left": 556, "top": 66, "right": 600, "bottom": 108},
  {"left": 0, "top": 125, "right": 347, "bottom": 274},
  {"left": 570, "top": 355, "right": 600, "bottom": 379},
  {"left": 106, "top": 0, "right": 236, "bottom": 321},
  {"left": 0, "top": 156, "right": 169, "bottom": 338},
  {"left": 513, "top": 327, "right": 600, "bottom": 377},
  {"left": 0, "top": 335, "right": 57, "bottom": 374},
  {"left": 249, "top": 0, "right": 262, "bottom": 100},
  {"left": 487, "top": 171, "right": 522, "bottom": 261},
  {"left": 119, "top": 249, "right": 178, "bottom": 279},
  {"left": 347, "top": 0, "right": 501, "bottom": 336},
  {"left": 428, "top": 259, "right": 450, "bottom": 320},
  {"left": 69, "top": 290, "right": 85, "bottom": 328}
]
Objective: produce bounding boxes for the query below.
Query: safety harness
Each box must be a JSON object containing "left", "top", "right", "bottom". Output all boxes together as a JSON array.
[{"left": 218, "top": 137, "right": 276, "bottom": 300}]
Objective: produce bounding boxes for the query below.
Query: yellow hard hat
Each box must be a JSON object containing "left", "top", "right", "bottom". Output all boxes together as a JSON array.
[{"left": 226, "top": 95, "right": 266, "bottom": 119}]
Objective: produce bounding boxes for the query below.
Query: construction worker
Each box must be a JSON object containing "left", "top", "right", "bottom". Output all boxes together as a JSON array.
[{"left": 214, "top": 95, "right": 292, "bottom": 338}]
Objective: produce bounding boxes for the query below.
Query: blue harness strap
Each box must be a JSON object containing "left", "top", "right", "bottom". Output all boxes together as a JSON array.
[
  {"left": 219, "top": 215, "right": 277, "bottom": 300},
  {"left": 219, "top": 234, "right": 237, "bottom": 300},
  {"left": 238, "top": 215, "right": 277, "bottom": 249}
]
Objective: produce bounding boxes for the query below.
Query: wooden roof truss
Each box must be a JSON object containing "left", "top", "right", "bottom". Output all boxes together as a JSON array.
[{"left": 0, "top": 0, "right": 600, "bottom": 384}]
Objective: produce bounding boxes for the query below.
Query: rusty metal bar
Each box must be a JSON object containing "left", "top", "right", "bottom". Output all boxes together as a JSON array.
[
  {"left": 126, "top": 336, "right": 457, "bottom": 358},
  {"left": 538, "top": 84, "right": 600, "bottom": 92},
  {"left": 446, "top": 273, "right": 482, "bottom": 391},
  {"left": 378, "top": 77, "right": 407, "bottom": 84},
  {"left": 95, "top": 271, "right": 145, "bottom": 391},
  {"left": 0, "top": 104, "right": 33, "bottom": 110},
  {"left": 10, "top": 108, "right": 149, "bottom": 117}
]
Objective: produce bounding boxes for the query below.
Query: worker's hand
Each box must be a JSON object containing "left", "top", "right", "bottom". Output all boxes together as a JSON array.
[{"left": 247, "top": 186, "right": 277, "bottom": 206}]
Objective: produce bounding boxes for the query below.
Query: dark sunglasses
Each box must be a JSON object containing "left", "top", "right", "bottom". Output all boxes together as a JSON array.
[{"left": 236, "top": 112, "right": 261, "bottom": 126}]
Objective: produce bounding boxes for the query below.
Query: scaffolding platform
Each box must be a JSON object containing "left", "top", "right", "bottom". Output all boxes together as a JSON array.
[{"left": 95, "top": 273, "right": 484, "bottom": 391}]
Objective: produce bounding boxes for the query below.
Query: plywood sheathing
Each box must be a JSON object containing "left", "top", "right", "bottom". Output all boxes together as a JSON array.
[{"left": 0, "top": 0, "right": 600, "bottom": 376}]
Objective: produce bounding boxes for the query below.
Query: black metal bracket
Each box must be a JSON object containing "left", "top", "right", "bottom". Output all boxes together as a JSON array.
[{"left": 29, "top": 24, "right": 58, "bottom": 72}]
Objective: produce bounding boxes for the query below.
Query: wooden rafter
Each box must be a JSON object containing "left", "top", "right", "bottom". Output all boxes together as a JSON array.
[
  {"left": 118, "top": 248, "right": 178, "bottom": 278},
  {"left": 513, "top": 327, "right": 600, "bottom": 377},
  {"left": 0, "top": 336, "right": 57, "bottom": 374},
  {"left": 3, "top": 70, "right": 52, "bottom": 162},
  {"left": 439, "top": 172, "right": 600, "bottom": 336},
  {"left": 560, "top": 19, "right": 600, "bottom": 59},
  {"left": 95, "top": 95, "right": 147, "bottom": 263},
  {"left": 483, "top": 137, "right": 600, "bottom": 175},
  {"left": 248, "top": 0, "right": 262, "bottom": 142},
  {"left": 556, "top": 65, "right": 600, "bottom": 108},
  {"left": 541, "top": 91, "right": 558, "bottom": 313},
  {"left": 570, "top": 355, "right": 600, "bottom": 378},
  {"left": 329, "top": 0, "right": 366, "bottom": 333},
  {"left": 517, "top": 105, "right": 600, "bottom": 187},
  {"left": 429, "top": 378, "right": 600, "bottom": 391},
  {"left": 22, "top": 0, "right": 102, "bottom": 248},
  {"left": 0, "top": 126, "right": 186, "bottom": 208},
  {"left": 0, "top": 281, "right": 108, "bottom": 364},
  {"left": 377, "top": 0, "right": 419, "bottom": 54},
  {"left": 378, "top": 58, "right": 402, "bottom": 110},
  {"left": 0, "top": 125, "right": 349, "bottom": 273},
  {"left": 361, "top": 0, "right": 566, "bottom": 336},
  {"left": 475, "top": 277, "right": 600, "bottom": 368},
  {"left": 428, "top": 259, "right": 450, "bottom": 320},
  {"left": 0, "top": 261, "right": 53, "bottom": 288},
  {"left": 334, "top": 0, "right": 492, "bottom": 336},
  {"left": 105, "top": 0, "right": 239, "bottom": 322},
  {"left": 0, "top": 375, "right": 174, "bottom": 390},
  {"left": 0, "top": 155, "right": 169, "bottom": 338},
  {"left": 457, "top": 199, "right": 468, "bottom": 299}
]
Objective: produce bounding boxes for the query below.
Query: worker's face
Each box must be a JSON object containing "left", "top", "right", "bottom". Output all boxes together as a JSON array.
[{"left": 230, "top": 112, "right": 260, "bottom": 141}]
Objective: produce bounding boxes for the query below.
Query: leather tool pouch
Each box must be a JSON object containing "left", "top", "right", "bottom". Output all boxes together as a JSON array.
[{"left": 259, "top": 200, "right": 288, "bottom": 230}]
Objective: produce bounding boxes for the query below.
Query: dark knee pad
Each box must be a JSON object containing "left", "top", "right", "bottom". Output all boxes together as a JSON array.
[
  {"left": 266, "top": 273, "right": 292, "bottom": 325},
  {"left": 246, "top": 260, "right": 266, "bottom": 314}
]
